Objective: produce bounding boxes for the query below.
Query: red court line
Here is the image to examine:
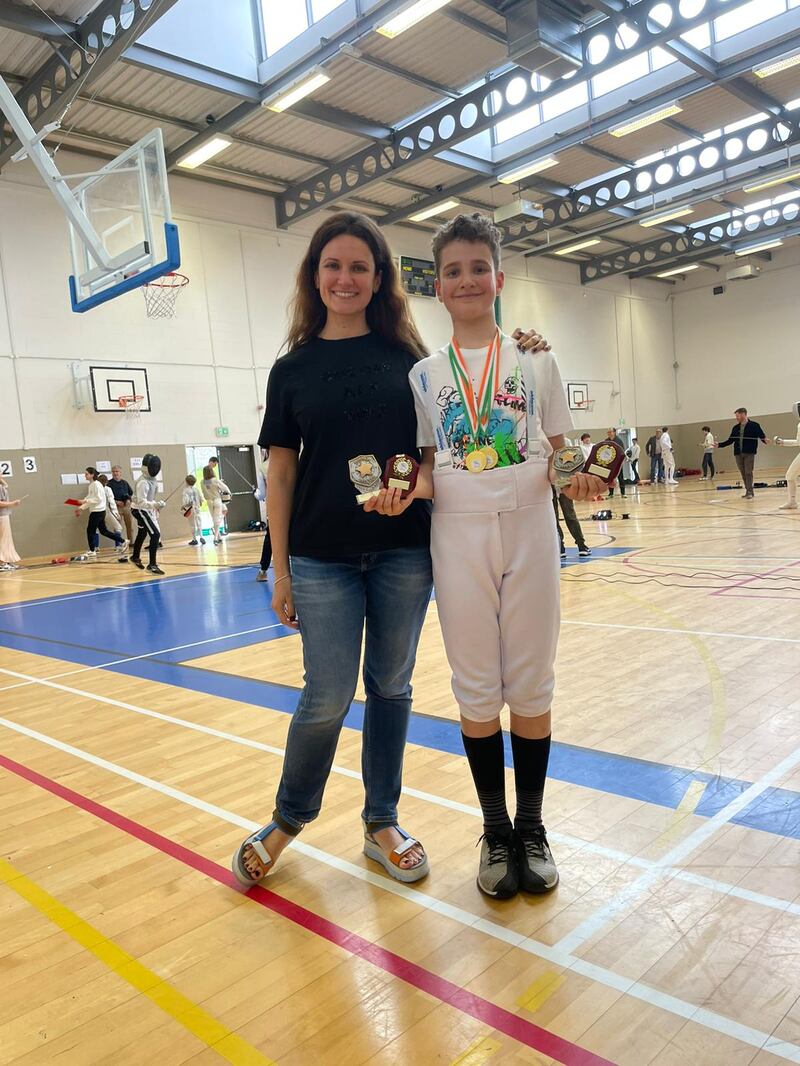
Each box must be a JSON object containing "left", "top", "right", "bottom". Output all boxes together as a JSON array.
[{"left": 0, "top": 752, "right": 615, "bottom": 1066}]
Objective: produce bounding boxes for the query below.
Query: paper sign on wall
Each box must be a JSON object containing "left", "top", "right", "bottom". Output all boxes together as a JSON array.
[
  {"left": 0, "top": 460, "right": 12, "bottom": 477},
  {"left": 60, "top": 473, "right": 79, "bottom": 485},
  {"left": 96, "top": 460, "right": 112, "bottom": 473},
  {"left": 22, "top": 456, "right": 37, "bottom": 473},
  {"left": 131, "top": 457, "right": 143, "bottom": 471}
]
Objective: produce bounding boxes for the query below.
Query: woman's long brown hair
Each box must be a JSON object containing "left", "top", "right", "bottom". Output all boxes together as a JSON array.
[{"left": 285, "top": 212, "right": 428, "bottom": 361}]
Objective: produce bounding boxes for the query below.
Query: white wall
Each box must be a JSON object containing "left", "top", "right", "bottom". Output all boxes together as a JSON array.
[
  {"left": 1, "top": 146, "right": 795, "bottom": 455},
  {"left": 670, "top": 245, "right": 800, "bottom": 424}
]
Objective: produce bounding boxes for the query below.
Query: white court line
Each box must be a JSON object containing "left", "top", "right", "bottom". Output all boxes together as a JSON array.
[
  {"left": 555, "top": 737, "right": 800, "bottom": 956},
  {"left": 562, "top": 618, "right": 800, "bottom": 645},
  {"left": 0, "top": 566, "right": 253, "bottom": 613},
  {"left": 1, "top": 714, "right": 797, "bottom": 1064},
  {"left": 0, "top": 624, "right": 287, "bottom": 693},
  {"left": 2, "top": 664, "right": 799, "bottom": 925}
]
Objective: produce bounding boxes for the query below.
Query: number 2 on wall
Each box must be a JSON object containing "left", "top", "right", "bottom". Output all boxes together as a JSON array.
[{"left": 0, "top": 460, "right": 12, "bottom": 477}]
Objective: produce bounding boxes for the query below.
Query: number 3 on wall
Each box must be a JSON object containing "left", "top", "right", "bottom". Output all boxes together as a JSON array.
[
  {"left": 23, "top": 457, "right": 37, "bottom": 473},
  {"left": 0, "top": 460, "right": 12, "bottom": 477}
]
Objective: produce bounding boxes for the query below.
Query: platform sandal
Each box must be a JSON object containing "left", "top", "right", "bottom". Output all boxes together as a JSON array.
[
  {"left": 363, "top": 824, "right": 429, "bottom": 884},
  {"left": 231, "top": 821, "right": 281, "bottom": 887}
]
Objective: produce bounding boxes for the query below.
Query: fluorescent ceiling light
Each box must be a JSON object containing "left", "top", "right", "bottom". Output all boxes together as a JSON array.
[
  {"left": 610, "top": 103, "right": 683, "bottom": 138},
  {"left": 497, "top": 156, "right": 559, "bottom": 184},
  {"left": 376, "top": 0, "right": 451, "bottom": 38},
  {"left": 742, "top": 168, "right": 800, "bottom": 194},
  {"left": 263, "top": 69, "right": 330, "bottom": 113},
  {"left": 407, "top": 197, "right": 460, "bottom": 222},
  {"left": 640, "top": 206, "right": 694, "bottom": 227},
  {"left": 656, "top": 264, "right": 700, "bottom": 278},
  {"left": 554, "top": 238, "right": 601, "bottom": 255},
  {"left": 735, "top": 239, "right": 783, "bottom": 256},
  {"left": 177, "top": 135, "right": 233, "bottom": 170},
  {"left": 753, "top": 51, "right": 800, "bottom": 78}
]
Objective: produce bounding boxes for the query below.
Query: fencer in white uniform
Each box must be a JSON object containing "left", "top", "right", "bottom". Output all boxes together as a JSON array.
[{"left": 775, "top": 401, "right": 800, "bottom": 510}]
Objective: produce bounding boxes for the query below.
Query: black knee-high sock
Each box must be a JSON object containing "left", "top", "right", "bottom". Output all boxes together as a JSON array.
[
  {"left": 511, "top": 732, "right": 551, "bottom": 832},
  {"left": 462, "top": 731, "right": 512, "bottom": 837}
]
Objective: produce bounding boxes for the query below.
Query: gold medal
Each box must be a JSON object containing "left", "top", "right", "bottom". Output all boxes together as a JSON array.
[
  {"left": 482, "top": 446, "right": 499, "bottom": 470},
  {"left": 465, "top": 449, "right": 487, "bottom": 473}
]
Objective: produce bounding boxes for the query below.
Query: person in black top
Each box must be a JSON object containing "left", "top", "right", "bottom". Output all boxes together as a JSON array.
[
  {"left": 109, "top": 465, "right": 134, "bottom": 543},
  {"left": 715, "top": 407, "right": 769, "bottom": 499},
  {"left": 605, "top": 428, "right": 627, "bottom": 497},
  {"left": 232, "top": 211, "right": 550, "bottom": 890}
]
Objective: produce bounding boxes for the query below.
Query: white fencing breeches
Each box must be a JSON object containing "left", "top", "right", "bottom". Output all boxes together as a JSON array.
[
  {"left": 187, "top": 510, "right": 203, "bottom": 538},
  {"left": 662, "top": 449, "right": 676, "bottom": 482},
  {"left": 430, "top": 458, "right": 560, "bottom": 723},
  {"left": 787, "top": 453, "right": 800, "bottom": 503},
  {"left": 209, "top": 499, "right": 224, "bottom": 539}
]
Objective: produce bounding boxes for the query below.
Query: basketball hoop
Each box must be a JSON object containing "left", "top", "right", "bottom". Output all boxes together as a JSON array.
[
  {"left": 119, "top": 394, "right": 145, "bottom": 420},
  {"left": 574, "top": 399, "right": 595, "bottom": 413},
  {"left": 141, "top": 271, "right": 189, "bottom": 319}
]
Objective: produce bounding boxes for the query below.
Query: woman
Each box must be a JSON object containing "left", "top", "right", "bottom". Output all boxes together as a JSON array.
[
  {"left": 76, "top": 467, "right": 125, "bottom": 556},
  {"left": 200, "top": 465, "right": 231, "bottom": 545},
  {"left": 232, "top": 212, "right": 549, "bottom": 888},
  {"left": 0, "top": 473, "right": 21, "bottom": 570}
]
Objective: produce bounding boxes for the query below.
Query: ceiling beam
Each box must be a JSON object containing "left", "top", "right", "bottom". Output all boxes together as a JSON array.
[
  {"left": 441, "top": 8, "right": 507, "bottom": 45},
  {"left": 0, "top": 0, "right": 183, "bottom": 170},
  {"left": 274, "top": 0, "right": 761, "bottom": 227},
  {"left": 580, "top": 207, "right": 800, "bottom": 283},
  {"left": 502, "top": 112, "right": 800, "bottom": 248},
  {"left": 338, "top": 46, "right": 460, "bottom": 99},
  {"left": 0, "top": 0, "right": 78, "bottom": 40}
]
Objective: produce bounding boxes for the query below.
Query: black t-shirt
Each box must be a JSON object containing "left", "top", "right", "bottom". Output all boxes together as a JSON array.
[
  {"left": 108, "top": 478, "right": 133, "bottom": 503},
  {"left": 258, "top": 333, "right": 431, "bottom": 558}
]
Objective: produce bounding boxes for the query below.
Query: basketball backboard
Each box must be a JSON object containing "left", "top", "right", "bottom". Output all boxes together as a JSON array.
[
  {"left": 90, "top": 366, "right": 151, "bottom": 413},
  {"left": 67, "top": 129, "right": 180, "bottom": 313}
]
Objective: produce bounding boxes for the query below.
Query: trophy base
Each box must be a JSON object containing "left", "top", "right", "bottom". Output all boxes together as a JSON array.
[{"left": 356, "top": 490, "right": 381, "bottom": 504}]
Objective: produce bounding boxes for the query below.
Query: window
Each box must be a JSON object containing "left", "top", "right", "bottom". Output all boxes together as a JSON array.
[
  {"left": 591, "top": 52, "right": 649, "bottom": 97},
  {"left": 312, "top": 0, "right": 345, "bottom": 16},
  {"left": 262, "top": 0, "right": 346, "bottom": 58},
  {"left": 496, "top": 103, "right": 541, "bottom": 144},
  {"left": 715, "top": 0, "right": 785, "bottom": 42},
  {"left": 541, "top": 79, "right": 588, "bottom": 121},
  {"left": 262, "top": 0, "right": 308, "bottom": 55}
]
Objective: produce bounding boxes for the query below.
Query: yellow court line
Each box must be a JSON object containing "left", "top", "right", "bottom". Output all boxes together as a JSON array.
[
  {"left": 516, "top": 971, "right": 567, "bottom": 1014},
  {"left": 0, "top": 856, "right": 275, "bottom": 1066},
  {"left": 449, "top": 1034, "right": 502, "bottom": 1065}
]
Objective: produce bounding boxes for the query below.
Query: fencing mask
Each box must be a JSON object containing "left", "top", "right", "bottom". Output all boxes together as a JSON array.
[{"left": 142, "top": 453, "right": 161, "bottom": 478}]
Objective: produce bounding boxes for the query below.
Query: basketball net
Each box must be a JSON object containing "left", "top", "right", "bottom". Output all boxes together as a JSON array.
[
  {"left": 141, "top": 272, "right": 189, "bottom": 319},
  {"left": 119, "top": 395, "right": 144, "bottom": 420}
]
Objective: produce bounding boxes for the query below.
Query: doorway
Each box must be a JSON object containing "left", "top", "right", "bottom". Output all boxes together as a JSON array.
[{"left": 215, "top": 446, "right": 260, "bottom": 531}]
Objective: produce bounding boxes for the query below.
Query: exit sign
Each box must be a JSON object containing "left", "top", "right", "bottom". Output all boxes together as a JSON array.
[{"left": 215, "top": 426, "right": 230, "bottom": 438}]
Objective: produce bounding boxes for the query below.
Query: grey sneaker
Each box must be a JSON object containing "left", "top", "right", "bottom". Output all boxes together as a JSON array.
[
  {"left": 476, "top": 833, "right": 519, "bottom": 899},
  {"left": 256, "top": 570, "right": 269, "bottom": 582},
  {"left": 514, "top": 826, "right": 559, "bottom": 894}
]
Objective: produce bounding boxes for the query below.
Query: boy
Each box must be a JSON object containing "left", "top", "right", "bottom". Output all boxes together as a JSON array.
[
  {"left": 384, "top": 214, "right": 604, "bottom": 898},
  {"left": 182, "top": 474, "right": 206, "bottom": 546}
]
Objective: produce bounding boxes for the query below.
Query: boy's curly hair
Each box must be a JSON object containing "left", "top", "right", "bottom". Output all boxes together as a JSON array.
[{"left": 432, "top": 213, "right": 502, "bottom": 274}]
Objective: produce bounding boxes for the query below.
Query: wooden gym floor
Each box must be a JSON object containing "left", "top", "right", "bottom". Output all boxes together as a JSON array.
[{"left": 1, "top": 473, "right": 800, "bottom": 1065}]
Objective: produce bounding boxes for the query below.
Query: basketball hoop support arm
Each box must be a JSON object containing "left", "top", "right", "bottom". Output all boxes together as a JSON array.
[{"left": 0, "top": 75, "right": 113, "bottom": 271}]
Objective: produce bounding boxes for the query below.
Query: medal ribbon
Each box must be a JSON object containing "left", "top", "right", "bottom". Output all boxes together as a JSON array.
[{"left": 448, "top": 330, "right": 501, "bottom": 446}]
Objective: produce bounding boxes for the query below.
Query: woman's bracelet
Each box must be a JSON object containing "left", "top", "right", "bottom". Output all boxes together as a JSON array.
[{"left": 274, "top": 573, "right": 291, "bottom": 585}]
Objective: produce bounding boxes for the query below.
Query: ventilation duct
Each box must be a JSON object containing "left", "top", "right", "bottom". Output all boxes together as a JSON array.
[{"left": 505, "top": 0, "right": 583, "bottom": 78}]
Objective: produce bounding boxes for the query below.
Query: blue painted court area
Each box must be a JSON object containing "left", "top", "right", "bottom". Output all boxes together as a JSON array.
[{"left": 1, "top": 563, "right": 798, "bottom": 842}]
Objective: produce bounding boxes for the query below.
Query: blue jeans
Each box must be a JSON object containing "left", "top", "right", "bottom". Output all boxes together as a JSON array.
[
  {"left": 649, "top": 455, "right": 664, "bottom": 482},
  {"left": 274, "top": 548, "right": 433, "bottom": 835}
]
